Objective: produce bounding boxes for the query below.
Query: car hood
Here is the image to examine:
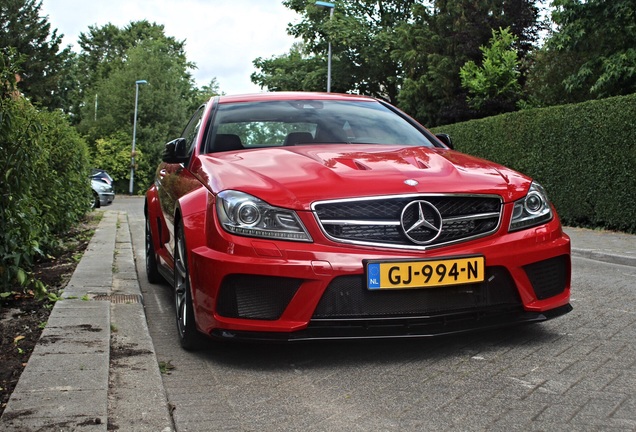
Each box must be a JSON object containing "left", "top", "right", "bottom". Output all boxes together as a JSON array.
[{"left": 196, "top": 145, "right": 532, "bottom": 210}]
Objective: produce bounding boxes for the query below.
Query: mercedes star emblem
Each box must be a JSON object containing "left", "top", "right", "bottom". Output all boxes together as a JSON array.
[{"left": 400, "top": 200, "right": 443, "bottom": 244}]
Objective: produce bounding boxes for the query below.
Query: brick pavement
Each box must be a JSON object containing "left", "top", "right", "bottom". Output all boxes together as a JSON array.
[{"left": 1, "top": 198, "right": 634, "bottom": 431}]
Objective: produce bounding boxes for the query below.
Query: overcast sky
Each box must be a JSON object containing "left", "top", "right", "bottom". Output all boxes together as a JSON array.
[{"left": 40, "top": 0, "right": 301, "bottom": 95}]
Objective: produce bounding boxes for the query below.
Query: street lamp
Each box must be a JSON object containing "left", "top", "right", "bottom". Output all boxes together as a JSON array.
[
  {"left": 315, "top": 1, "right": 335, "bottom": 93},
  {"left": 129, "top": 79, "right": 147, "bottom": 195}
]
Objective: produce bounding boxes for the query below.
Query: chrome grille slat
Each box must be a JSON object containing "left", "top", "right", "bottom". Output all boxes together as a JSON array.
[
  {"left": 320, "top": 220, "right": 401, "bottom": 226},
  {"left": 444, "top": 212, "right": 501, "bottom": 223},
  {"left": 312, "top": 194, "right": 502, "bottom": 249}
]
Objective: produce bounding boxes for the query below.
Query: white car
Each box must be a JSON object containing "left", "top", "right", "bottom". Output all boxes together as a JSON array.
[{"left": 91, "top": 178, "right": 114, "bottom": 208}]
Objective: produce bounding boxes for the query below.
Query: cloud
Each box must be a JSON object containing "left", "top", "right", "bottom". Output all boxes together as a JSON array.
[{"left": 41, "top": 0, "right": 300, "bottom": 94}]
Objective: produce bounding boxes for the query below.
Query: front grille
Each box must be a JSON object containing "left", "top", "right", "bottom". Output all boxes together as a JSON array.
[
  {"left": 524, "top": 255, "right": 569, "bottom": 300},
  {"left": 312, "top": 267, "right": 520, "bottom": 320},
  {"left": 216, "top": 275, "right": 302, "bottom": 320},
  {"left": 313, "top": 195, "right": 501, "bottom": 249}
]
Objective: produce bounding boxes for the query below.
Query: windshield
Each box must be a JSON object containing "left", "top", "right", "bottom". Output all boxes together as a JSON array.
[{"left": 207, "top": 99, "right": 435, "bottom": 152}]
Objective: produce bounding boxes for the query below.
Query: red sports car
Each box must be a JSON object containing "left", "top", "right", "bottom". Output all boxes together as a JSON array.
[{"left": 145, "top": 92, "right": 571, "bottom": 349}]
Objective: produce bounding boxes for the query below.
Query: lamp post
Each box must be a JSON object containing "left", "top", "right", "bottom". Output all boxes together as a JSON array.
[
  {"left": 315, "top": 1, "right": 335, "bottom": 93},
  {"left": 129, "top": 79, "right": 147, "bottom": 195}
]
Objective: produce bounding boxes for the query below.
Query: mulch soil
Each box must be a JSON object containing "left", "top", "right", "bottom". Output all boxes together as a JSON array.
[{"left": 0, "top": 214, "right": 100, "bottom": 416}]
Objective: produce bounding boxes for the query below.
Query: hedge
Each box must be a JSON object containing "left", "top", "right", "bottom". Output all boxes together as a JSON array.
[
  {"left": 0, "top": 96, "right": 91, "bottom": 294},
  {"left": 432, "top": 94, "right": 636, "bottom": 233}
]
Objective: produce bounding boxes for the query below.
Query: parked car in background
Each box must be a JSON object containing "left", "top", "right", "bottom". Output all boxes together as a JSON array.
[
  {"left": 91, "top": 169, "right": 115, "bottom": 208},
  {"left": 145, "top": 92, "right": 572, "bottom": 350},
  {"left": 91, "top": 168, "right": 113, "bottom": 186}
]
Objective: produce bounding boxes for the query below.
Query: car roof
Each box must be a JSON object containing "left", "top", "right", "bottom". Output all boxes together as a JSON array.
[{"left": 216, "top": 92, "right": 377, "bottom": 104}]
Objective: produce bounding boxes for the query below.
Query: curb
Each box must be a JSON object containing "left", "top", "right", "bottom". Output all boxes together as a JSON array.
[
  {"left": 571, "top": 248, "right": 636, "bottom": 268},
  {"left": 0, "top": 211, "right": 174, "bottom": 432}
]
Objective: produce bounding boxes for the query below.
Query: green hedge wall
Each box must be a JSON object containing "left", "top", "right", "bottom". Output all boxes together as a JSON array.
[
  {"left": 432, "top": 94, "right": 636, "bottom": 233},
  {"left": 0, "top": 96, "right": 91, "bottom": 293}
]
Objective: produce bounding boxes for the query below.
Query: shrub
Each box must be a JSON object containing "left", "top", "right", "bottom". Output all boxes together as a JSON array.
[
  {"left": 432, "top": 94, "right": 636, "bottom": 233},
  {"left": 1, "top": 65, "right": 91, "bottom": 294},
  {"left": 90, "top": 131, "right": 152, "bottom": 195}
]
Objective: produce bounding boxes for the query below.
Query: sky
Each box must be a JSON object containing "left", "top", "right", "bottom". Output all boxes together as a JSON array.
[{"left": 40, "top": 0, "right": 301, "bottom": 95}]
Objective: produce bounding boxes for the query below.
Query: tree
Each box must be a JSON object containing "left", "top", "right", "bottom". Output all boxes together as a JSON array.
[
  {"left": 533, "top": 0, "right": 636, "bottom": 103},
  {"left": 193, "top": 78, "right": 223, "bottom": 107},
  {"left": 55, "top": 51, "right": 84, "bottom": 122},
  {"left": 78, "top": 36, "right": 197, "bottom": 192},
  {"left": 77, "top": 20, "right": 189, "bottom": 82},
  {"left": 523, "top": 45, "right": 586, "bottom": 107},
  {"left": 253, "top": 0, "right": 416, "bottom": 103},
  {"left": 64, "top": 21, "right": 193, "bottom": 125},
  {"left": 251, "top": 43, "right": 325, "bottom": 92},
  {"left": 72, "top": 20, "right": 223, "bottom": 193},
  {"left": 396, "top": 0, "right": 540, "bottom": 126},
  {"left": 90, "top": 132, "right": 145, "bottom": 193},
  {"left": 0, "top": 0, "right": 70, "bottom": 109},
  {"left": 460, "top": 27, "right": 523, "bottom": 113}
]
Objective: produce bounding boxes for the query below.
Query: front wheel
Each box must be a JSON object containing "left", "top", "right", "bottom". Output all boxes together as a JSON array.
[
  {"left": 92, "top": 192, "right": 100, "bottom": 209},
  {"left": 174, "top": 223, "right": 206, "bottom": 350}
]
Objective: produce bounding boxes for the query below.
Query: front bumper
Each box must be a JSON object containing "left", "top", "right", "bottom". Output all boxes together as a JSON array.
[
  {"left": 98, "top": 192, "right": 115, "bottom": 206},
  {"left": 188, "top": 215, "right": 571, "bottom": 340}
]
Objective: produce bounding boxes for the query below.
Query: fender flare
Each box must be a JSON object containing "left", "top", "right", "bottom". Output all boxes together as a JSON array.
[
  {"left": 174, "top": 186, "right": 210, "bottom": 254},
  {"left": 174, "top": 186, "right": 212, "bottom": 334}
]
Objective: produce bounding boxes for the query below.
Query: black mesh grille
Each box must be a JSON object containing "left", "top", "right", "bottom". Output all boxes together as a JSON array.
[
  {"left": 216, "top": 275, "right": 302, "bottom": 320},
  {"left": 524, "top": 255, "right": 569, "bottom": 300},
  {"left": 314, "top": 195, "right": 501, "bottom": 247},
  {"left": 312, "top": 267, "right": 520, "bottom": 319},
  {"left": 316, "top": 196, "right": 499, "bottom": 219}
]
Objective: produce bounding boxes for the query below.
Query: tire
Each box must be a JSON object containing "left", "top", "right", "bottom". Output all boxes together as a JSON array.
[
  {"left": 174, "top": 223, "right": 206, "bottom": 350},
  {"left": 145, "top": 217, "right": 162, "bottom": 284},
  {"left": 92, "top": 192, "right": 100, "bottom": 209}
]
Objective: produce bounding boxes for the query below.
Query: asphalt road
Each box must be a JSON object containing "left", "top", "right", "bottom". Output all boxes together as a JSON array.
[{"left": 114, "top": 196, "right": 636, "bottom": 432}]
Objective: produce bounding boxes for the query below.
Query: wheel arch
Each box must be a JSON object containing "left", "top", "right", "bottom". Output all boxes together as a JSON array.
[
  {"left": 174, "top": 186, "right": 209, "bottom": 254},
  {"left": 173, "top": 186, "right": 211, "bottom": 334}
]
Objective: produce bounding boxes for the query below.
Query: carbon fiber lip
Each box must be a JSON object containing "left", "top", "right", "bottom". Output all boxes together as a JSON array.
[{"left": 209, "top": 304, "right": 573, "bottom": 342}]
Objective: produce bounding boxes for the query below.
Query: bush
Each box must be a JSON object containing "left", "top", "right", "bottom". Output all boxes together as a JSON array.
[
  {"left": 432, "top": 94, "right": 636, "bottom": 233},
  {"left": 90, "top": 131, "right": 153, "bottom": 195},
  {"left": 0, "top": 78, "right": 91, "bottom": 294}
]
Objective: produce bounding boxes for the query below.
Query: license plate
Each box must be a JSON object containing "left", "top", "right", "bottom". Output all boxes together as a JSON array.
[{"left": 366, "top": 256, "right": 485, "bottom": 290}]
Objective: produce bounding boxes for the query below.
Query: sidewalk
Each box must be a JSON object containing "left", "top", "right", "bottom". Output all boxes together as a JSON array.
[
  {"left": 0, "top": 211, "right": 633, "bottom": 431},
  {"left": 565, "top": 226, "right": 636, "bottom": 267},
  {"left": 0, "top": 210, "right": 173, "bottom": 432}
]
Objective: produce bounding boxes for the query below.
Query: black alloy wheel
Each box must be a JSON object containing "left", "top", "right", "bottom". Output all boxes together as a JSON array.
[
  {"left": 92, "top": 192, "right": 100, "bottom": 209},
  {"left": 174, "top": 223, "right": 205, "bottom": 350}
]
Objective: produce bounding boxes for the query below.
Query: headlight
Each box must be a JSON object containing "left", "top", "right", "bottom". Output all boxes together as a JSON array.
[
  {"left": 216, "top": 190, "right": 312, "bottom": 242},
  {"left": 98, "top": 184, "right": 109, "bottom": 192},
  {"left": 509, "top": 181, "right": 553, "bottom": 232}
]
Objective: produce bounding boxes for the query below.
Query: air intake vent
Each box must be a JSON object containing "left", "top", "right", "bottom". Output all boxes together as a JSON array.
[
  {"left": 313, "top": 267, "right": 519, "bottom": 319},
  {"left": 524, "top": 255, "right": 569, "bottom": 300},
  {"left": 216, "top": 275, "right": 302, "bottom": 320}
]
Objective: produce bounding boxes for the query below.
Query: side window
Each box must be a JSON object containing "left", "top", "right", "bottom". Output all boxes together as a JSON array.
[{"left": 182, "top": 106, "right": 205, "bottom": 157}]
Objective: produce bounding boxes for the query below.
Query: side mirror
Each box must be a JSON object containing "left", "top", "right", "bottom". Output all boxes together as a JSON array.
[
  {"left": 162, "top": 138, "right": 189, "bottom": 164},
  {"left": 435, "top": 133, "right": 453, "bottom": 149}
]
